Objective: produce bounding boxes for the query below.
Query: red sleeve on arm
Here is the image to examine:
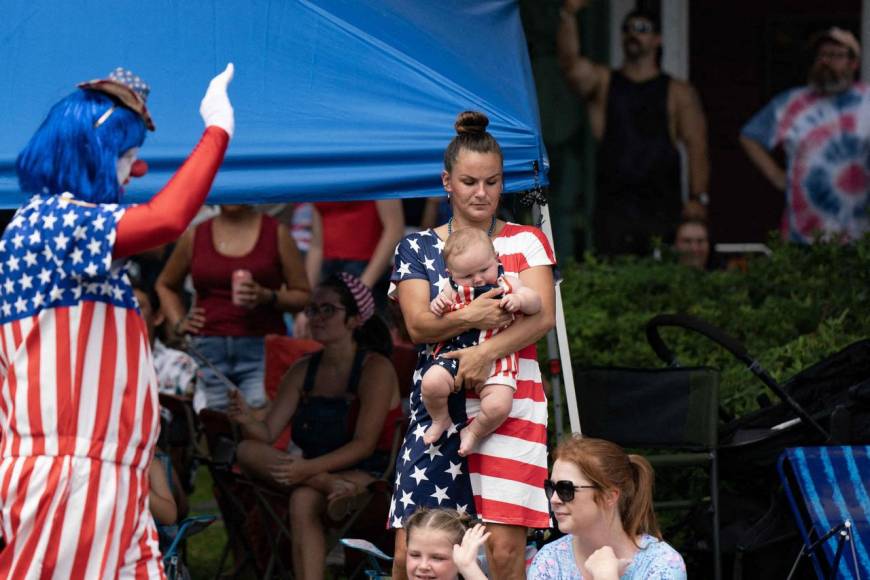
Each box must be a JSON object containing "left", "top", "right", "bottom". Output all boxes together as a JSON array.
[{"left": 114, "top": 126, "right": 230, "bottom": 259}]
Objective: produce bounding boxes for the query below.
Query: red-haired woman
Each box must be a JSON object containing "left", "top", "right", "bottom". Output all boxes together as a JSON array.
[{"left": 529, "top": 437, "right": 686, "bottom": 579}]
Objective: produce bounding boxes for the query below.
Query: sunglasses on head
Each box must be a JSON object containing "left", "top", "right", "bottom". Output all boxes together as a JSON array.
[
  {"left": 622, "top": 20, "right": 655, "bottom": 34},
  {"left": 544, "top": 479, "right": 597, "bottom": 503},
  {"left": 303, "top": 303, "right": 346, "bottom": 319}
]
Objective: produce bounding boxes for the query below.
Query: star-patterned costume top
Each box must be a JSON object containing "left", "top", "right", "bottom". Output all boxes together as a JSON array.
[
  {"left": 388, "top": 223, "right": 555, "bottom": 529},
  {"left": 0, "top": 193, "right": 151, "bottom": 462}
]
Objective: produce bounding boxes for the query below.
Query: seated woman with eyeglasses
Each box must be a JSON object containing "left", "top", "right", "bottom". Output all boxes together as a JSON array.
[
  {"left": 227, "top": 272, "right": 402, "bottom": 580},
  {"left": 529, "top": 437, "right": 686, "bottom": 580}
]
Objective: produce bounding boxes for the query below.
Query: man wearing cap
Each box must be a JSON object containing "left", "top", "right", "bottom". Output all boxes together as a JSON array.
[
  {"left": 0, "top": 64, "right": 234, "bottom": 578},
  {"left": 740, "top": 28, "right": 869, "bottom": 243},
  {"left": 557, "top": 0, "right": 710, "bottom": 256}
]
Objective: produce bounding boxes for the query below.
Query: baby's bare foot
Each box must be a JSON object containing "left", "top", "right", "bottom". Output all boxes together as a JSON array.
[
  {"left": 424, "top": 417, "right": 452, "bottom": 445},
  {"left": 458, "top": 427, "right": 480, "bottom": 457}
]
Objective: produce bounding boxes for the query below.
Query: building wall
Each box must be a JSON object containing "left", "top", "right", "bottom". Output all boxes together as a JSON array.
[
  {"left": 523, "top": 0, "right": 863, "bottom": 255},
  {"left": 690, "top": 0, "right": 861, "bottom": 242}
]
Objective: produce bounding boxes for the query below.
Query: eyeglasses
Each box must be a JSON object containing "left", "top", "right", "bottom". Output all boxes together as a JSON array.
[
  {"left": 303, "top": 303, "right": 346, "bottom": 319},
  {"left": 622, "top": 20, "right": 655, "bottom": 34},
  {"left": 544, "top": 479, "right": 597, "bottom": 503}
]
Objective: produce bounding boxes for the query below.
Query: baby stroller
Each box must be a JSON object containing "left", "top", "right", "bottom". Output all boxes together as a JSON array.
[
  {"left": 645, "top": 314, "right": 870, "bottom": 578},
  {"left": 646, "top": 315, "right": 870, "bottom": 475}
]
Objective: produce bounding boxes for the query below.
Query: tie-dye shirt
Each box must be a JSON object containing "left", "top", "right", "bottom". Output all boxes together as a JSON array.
[{"left": 741, "top": 83, "right": 870, "bottom": 243}]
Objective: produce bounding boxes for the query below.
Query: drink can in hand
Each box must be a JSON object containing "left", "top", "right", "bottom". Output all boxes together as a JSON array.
[{"left": 232, "top": 269, "right": 252, "bottom": 306}]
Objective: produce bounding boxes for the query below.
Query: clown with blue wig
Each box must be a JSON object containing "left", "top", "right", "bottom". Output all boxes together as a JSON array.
[{"left": 0, "top": 63, "right": 235, "bottom": 578}]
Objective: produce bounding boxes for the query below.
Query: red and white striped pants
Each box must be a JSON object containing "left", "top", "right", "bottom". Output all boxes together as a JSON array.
[{"left": 0, "top": 455, "right": 163, "bottom": 579}]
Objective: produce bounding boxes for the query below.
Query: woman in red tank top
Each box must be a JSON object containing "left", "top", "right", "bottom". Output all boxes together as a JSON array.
[{"left": 156, "top": 205, "right": 310, "bottom": 410}]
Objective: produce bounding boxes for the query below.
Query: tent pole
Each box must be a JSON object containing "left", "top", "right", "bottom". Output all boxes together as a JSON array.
[
  {"left": 545, "top": 323, "right": 564, "bottom": 438},
  {"left": 533, "top": 203, "right": 582, "bottom": 436}
]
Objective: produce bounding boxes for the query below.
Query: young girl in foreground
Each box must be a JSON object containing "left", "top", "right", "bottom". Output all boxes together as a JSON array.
[
  {"left": 421, "top": 227, "right": 541, "bottom": 455},
  {"left": 529, "top": 437, "right": 686, "bottom": 579},
  {"left": 405, "top": 508, "right": 490, "bottom": 580}
]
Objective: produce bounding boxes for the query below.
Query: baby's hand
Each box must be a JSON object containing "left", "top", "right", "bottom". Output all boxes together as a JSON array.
[
  {"left": 430, "top": 291, "right": 454, "bottom": 317},
  {"left": 500, "top": 294, "right": 521, "bottom": 313}
]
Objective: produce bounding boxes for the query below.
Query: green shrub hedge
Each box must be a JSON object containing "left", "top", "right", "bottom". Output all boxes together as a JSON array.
[{"left": 557, "top": 236, "right": 870, "bottom": 418}]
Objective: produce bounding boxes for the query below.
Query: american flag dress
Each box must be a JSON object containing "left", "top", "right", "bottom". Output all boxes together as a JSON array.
[
  {"left": 0, "top": 193, "right": 163, "bottom": 578},
  {"left": 388, "top": 223, "right": 555, "bottom": 529}
]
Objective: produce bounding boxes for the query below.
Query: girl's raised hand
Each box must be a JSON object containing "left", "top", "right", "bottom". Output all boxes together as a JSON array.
[{"left": 453, "top": 523, "right": 491, "bottom": 579}]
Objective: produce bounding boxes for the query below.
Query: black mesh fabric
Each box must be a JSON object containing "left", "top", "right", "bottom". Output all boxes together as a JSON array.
[{"left": 577, "top": 366, "right": 719, "bottom": 450}]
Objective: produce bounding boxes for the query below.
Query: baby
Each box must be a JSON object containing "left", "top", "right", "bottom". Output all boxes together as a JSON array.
[{"left": 422, "top": 227, "right": 541, "bottom": 456}]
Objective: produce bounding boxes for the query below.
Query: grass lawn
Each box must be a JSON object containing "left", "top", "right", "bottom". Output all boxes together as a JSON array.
[
  {"left": 179, "top": 466, "right": 351, "bottom": 579},
  {"left": 182, "top": 466, "right": 259, "bottom": 580}
]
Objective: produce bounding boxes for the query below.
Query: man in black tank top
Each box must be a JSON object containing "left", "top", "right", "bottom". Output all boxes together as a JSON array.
[{"left": 557, "top": 1, "right": 710, "bottom": 256}]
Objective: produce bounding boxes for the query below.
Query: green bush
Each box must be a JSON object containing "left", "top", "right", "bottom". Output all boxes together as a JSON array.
[{"left": 557, "top": 236, "right": 870, "bottom": 418}]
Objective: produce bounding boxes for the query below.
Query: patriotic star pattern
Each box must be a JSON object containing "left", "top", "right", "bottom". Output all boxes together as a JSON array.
[
  {"left": 388, "top": 224, "right": 555, "bottom": 529},
  {"left": 741, "top": 83, "right": 870, "bottom": 243},
  {"left": 0, "top": 193, "right": 163, "bottom": 578},
  {"left": 0, "top": 194, "right": 138, "bottom": 322},
  {"left": 107, "top": 67, "right": 151, "bottom": 101}
]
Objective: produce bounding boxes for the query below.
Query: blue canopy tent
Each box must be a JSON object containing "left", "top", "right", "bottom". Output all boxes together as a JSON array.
[
  {"left": 1, "top": 0, "right": 547, "bottom": 205},
  {"left": 0, "top": 0, "right": 580, "bottom": 432}
]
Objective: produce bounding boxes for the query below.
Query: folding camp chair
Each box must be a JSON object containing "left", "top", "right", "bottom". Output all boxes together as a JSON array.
[
  {"left": 334, "top": 415, "right": 408, "bottom": 579},
  {"left": 576, "top": 364, "right": 721, "bottom": 578},
  {"left": 161, "top": 515, "right": 218, "bottom": 580},
  {"left": 340, "top": 539, "right": 393, "bottom": 578},
  {"left": 778, "top": 446, "right": 869, "bottom": 579},
  {"left": 196, "top": 408, "right": 261, "bottom": 579},
  {"left": 577, "top": 313, "right": 725, "bottom": 579},
  {"left": 158, "top": 393, "right": 205, "bottom": 493}
]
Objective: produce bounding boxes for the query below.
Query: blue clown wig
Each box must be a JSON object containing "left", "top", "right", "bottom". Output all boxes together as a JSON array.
[{"left": 16, "top": 89, "right": 147, "bottom": 204}]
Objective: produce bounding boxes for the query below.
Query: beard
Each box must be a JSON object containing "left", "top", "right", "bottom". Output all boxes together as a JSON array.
[
  {"left": 808, "top": 63, "right": 852, "bottom": 95},
  {"left": 622, "top": 37, "right": 644, "bottom": 60}
]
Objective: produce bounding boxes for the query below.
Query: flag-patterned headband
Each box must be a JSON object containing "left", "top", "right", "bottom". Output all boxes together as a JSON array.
[{"left": 338, "top": 272, "right": 375, "bottom": 323}]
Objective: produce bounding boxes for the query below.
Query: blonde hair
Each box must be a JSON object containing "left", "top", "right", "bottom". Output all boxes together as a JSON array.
[
  {"left": 553, "top": 436, "right": 661, "bottom": 541},
  {"left": 405, "top": 507, "right": 472, "bottom": 546},
  {"left": 442, "top": 226, "right": 496, "bottom": 267}
]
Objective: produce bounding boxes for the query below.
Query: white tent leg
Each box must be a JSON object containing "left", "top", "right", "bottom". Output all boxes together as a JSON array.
[
  {"left": 545, "top": 325, "right": 564, "bottom": 437},
  {"left": 533, "top": 203, "right": 582, "bottom": 436}
]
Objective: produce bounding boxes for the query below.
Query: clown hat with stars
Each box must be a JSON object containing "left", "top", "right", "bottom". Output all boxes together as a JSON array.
[{"left": 78, "top": 67, "right": 155, "bottom": 131}]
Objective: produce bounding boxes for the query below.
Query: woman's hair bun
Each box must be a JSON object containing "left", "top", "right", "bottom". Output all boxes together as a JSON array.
[{"left": 455, "top": 111, "right": 490, "bottom": 136}]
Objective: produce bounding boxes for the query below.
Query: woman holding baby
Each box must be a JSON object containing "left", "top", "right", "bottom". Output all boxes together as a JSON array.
[{"left": 388, "top": 110, "right": 557, "bottom": 579}]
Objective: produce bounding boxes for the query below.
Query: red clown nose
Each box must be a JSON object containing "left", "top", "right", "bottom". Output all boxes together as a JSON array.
[{"left": 130, "top": 159, "right": 149, "bottom": 178}]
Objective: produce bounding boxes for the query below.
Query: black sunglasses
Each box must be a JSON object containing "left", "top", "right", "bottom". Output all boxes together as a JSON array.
[
  {"left": 622, "top": 20, "right": 655, "bottom": 34},
  {"left": 544, "top": 479, "right": 597, "bottom": 503}
]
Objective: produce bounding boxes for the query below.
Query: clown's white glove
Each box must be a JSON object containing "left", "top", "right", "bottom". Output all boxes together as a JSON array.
[{"left": 200, "top": 63, "right": 235, "bottom": 138}]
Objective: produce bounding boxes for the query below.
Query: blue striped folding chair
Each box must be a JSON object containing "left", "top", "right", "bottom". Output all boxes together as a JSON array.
[{"left": 778, "top": 446, "right": 870, "bottom": 579}]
